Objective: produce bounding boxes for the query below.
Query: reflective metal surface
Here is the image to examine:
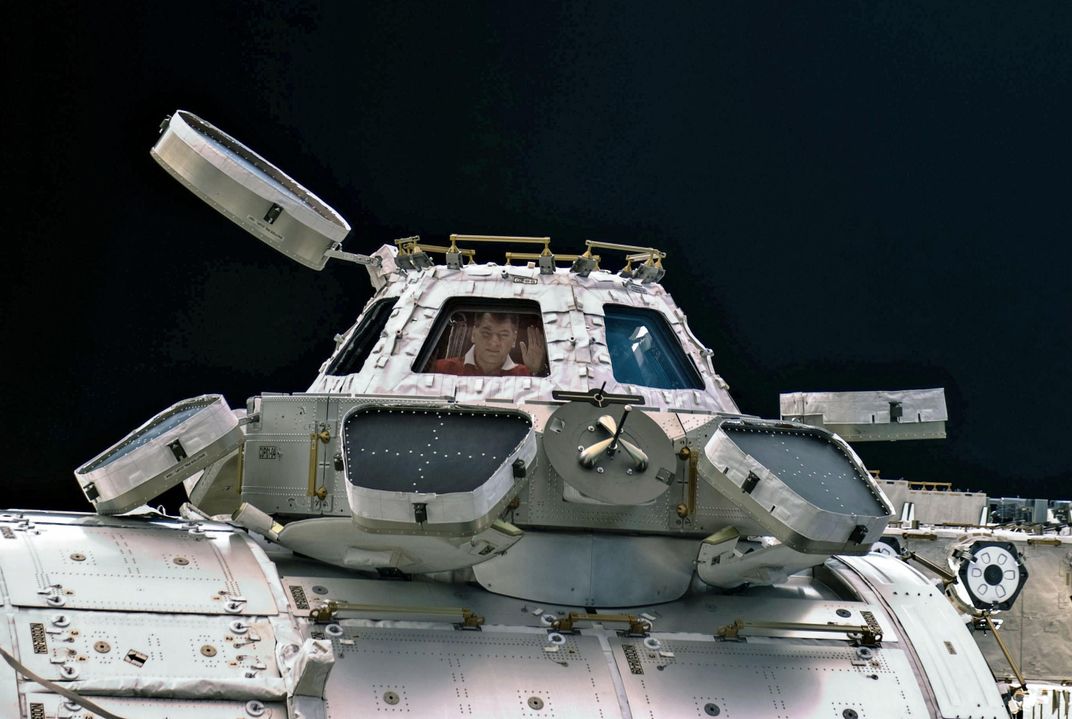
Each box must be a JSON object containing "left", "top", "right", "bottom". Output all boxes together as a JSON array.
[{"left": 151, "top": 110, "right": 350, "bottom": 270}]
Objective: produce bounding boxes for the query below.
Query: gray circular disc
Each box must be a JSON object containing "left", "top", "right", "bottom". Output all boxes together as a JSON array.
[{"left": 543, "top": 402, "right": 675, "bottom": 504}]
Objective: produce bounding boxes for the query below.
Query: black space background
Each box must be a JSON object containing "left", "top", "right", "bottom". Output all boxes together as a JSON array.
[{"left": 2, "top": 2, "right": 1070, "bottom": 512}]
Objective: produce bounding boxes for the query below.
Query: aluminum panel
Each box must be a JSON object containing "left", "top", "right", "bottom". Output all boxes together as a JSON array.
[
  {"left": 895, "top": 530, "right": 1072, "bottom": 682},
  {"left": 13, "top": 611, "right": 279, "bottom": 682},
  {"left": 837, "top": 555, "right": 1008, "bottom": 719},
  {"left": 0, "top": 522, "right": 278, "bottom": 615},
  {"left": 780, "top": 389, "right": 948, "bottom": 425},
  {"left": 23, "top": 692, "right": 287, "bottom": 719},
  {"left": 0, "top": 614, "right": 21, "bottom": 719},
  {"left": 474, "top": 532, "right": 695, "bottom": 606},
  {"left": 322, "top": 628, "right": 620, "bottom": 718},
  {"left": 780, "top": 389, "right": 948, "bottom": 442},
  {"left": 611, "top": 636, "right": 930, "bottom": 718}
]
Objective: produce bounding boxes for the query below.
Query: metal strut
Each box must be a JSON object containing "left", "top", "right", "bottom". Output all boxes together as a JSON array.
[{"left": 982, "top": 612, "right": 1027, "bottom": 691}]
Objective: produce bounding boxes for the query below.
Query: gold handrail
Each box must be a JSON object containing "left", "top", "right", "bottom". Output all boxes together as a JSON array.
[
  {"left": 550, "top": 612, "right": 651, "bottom": 636},
  {"left": 717, "top": 618, "right": 882, "bottom": 645},
  {"left": 310, "top": 600, "right": 485, "bottom": 629}
]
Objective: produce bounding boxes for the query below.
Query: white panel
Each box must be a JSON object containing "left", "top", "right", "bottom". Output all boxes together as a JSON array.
[
  {"left": 0, "top": 522, "right": 277, "bottom": 615},
  {"left": 611, "top": 636, "right": 930, "bottom": 719},
  {"left": 780, "top": 388, "right": 948, "bottom": 442},
  {"left": 840, "top": 555, "right": 1007, "bottom": 719},
  {"left": 13, "top": 611, "right": 279, "bottom": 682},
  {"left": 0, "top": 614, "right": 22, "bottom": 719},
  {"left": 23, "top": 692, "right": 287, "bottom": 719},
  {"left": 780, "top": 389, "right": 948, "bottom": 425},
  {"left": 474, "top": 532, "right": 695, "bottom": 606},
  {"left": 322, "top": 628, "right": 619, "bottom": 719}
]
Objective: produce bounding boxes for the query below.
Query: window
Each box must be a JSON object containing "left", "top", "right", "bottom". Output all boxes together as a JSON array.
[
  {"left": 603, "top": 304, "right": 703, "bottom": 390},
  {"left": 325, "top": 298, "right": 399, "bottom": 375},
  {"left": 415, "top": 298, "right": 549, "bottom": 377}
]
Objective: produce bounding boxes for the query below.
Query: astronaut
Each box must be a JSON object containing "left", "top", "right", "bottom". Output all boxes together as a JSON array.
[{"left": 431, "top": 311, "right": 546, "bottom": 376}]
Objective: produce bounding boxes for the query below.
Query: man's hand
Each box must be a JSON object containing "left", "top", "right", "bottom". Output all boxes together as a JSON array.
[{"left": 519, "top": 326, "right": 546, "bottom": 374}]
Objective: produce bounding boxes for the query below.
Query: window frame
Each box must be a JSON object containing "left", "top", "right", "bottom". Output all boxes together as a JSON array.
[
  {"left": 324, "top": 297, "right": 400, "bottom": 376},
  {"left": 412, "top": 297, "right": 549, "bottom": 377},
  {"left": 602, "top": 303, "right": 705, "bottom": 390}
]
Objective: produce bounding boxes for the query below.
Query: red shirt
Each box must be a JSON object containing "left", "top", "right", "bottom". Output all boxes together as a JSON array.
[{"left": 431, "top": 357, "right": 533, "bottom": 377}]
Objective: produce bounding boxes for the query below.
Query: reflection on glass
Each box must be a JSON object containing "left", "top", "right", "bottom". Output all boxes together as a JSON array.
[
  {"left": 423, "top": 309, "right": 549, "bottom": 377},
  {"left": 604, "top": 305, "right": 703, "bottom": 390}
]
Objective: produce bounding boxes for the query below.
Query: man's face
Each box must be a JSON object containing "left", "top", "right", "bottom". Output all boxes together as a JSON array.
[{"left": 470, "top": 314, "right": 516, "bottom": 371}]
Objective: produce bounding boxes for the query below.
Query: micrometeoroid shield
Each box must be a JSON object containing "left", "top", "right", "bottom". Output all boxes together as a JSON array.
[
  {"left": 698, "top": 418, "right": 895, "bottom": 555},
  {"left": 151, "top": 109, "right": 350, "bottom": 270},
  {"left": 341, "top": 405, "right": 537, "bottom": 533}
]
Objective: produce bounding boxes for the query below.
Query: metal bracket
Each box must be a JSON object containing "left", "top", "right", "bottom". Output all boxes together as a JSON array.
[
  {"left": 741, "top": 472, "right": 760, "bottom": 494},
  {"left": 323, "top": 248, "right": 382, "bottom": 267}
]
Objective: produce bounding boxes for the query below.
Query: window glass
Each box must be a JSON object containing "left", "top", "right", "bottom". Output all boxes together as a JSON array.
[
  {"left": 325, "top": 298, "right": 399, "bottom": 375},
  {"left": 416, "top": 299, "right": 549, "bottom": 377},
  {"left": 603, "top": 304, "right": 704, "bottom": 390}
]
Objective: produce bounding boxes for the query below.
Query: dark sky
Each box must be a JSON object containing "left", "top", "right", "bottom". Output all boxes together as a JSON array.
[{"left": 3, "top": 2, "right": 1070, "bottom": 511}]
